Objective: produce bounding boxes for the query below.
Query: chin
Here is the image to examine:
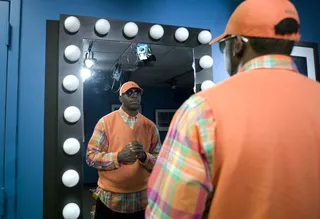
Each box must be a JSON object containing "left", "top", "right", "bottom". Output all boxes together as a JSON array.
[{"left": 128, "top": 105, "right": 140, "bottom": 111}]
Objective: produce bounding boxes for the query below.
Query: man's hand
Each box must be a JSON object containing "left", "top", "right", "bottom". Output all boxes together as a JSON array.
[
  {"left": 131, "top": 141, "right": 147, "bottom": 162},
  {"left": 117, "top": 144, "right": 137, "bottom": 164},
  {"left": 117, "top": 141, "right": 144, "bottom": 164}
]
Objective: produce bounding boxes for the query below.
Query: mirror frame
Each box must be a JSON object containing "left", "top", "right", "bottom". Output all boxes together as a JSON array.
[{"left": 44, "top": 14, "right": 213, "bottom": 219}]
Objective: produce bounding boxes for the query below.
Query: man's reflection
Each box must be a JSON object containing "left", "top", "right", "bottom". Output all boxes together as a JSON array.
[{"left": 86, "top": 81, "right": 161, "bottom": 219}]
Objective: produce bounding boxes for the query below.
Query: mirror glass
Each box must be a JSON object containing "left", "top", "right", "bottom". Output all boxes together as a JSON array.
[{"left": 81, "top": 38, "right": 195, "bottom": 218}]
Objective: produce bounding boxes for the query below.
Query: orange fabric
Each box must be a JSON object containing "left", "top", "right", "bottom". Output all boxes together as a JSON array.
[
  {"left": 119, "top": 81, "right": 143, "bottom": 96},
  {"left": 210, "top": 0, "right": 301, "bottom": 44},
  {"left": 198, "top": 68, "right": 320, "bottom": 219},
  {"left": 98, "top": 111, "right": 154, "bottom": 193}
]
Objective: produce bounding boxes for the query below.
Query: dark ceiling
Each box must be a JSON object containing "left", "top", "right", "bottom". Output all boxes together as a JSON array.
[{"left": 82, "top": 39, "right": 195, "bottom": 88}]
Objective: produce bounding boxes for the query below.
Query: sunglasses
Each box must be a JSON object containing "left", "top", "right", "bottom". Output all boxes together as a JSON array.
[
  {"left": 218, "top": 35, "right": 249, "bottom": 53},
  {"left": 123, "top": 89, "right": 142, "bottom": 97}
]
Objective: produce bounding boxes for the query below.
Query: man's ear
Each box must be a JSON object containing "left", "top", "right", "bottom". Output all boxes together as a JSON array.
[
  {"left": 119, "top": 96, "right": 123, "bottom": 103},
  {"left": 233, "top": 36, "right": 245, "bottom": 57}
]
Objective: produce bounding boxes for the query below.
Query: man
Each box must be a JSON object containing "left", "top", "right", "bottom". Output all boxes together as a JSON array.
[
  {"left": 86, "top": 81, "right": 161, "bottom": 219},
  {"left": 146, "top": 1, "right": 320, "bottom": 219}
]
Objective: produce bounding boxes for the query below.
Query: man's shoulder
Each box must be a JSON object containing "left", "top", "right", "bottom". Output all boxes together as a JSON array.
[
  {"left": 139, "top": 113, "right": 157, "bottom": 129},
  {"left": 139, "top": 113, "right": 155, "bottom": 124},
  {"left": 100, "top": 111, "right": 119, "bottom": 122}
]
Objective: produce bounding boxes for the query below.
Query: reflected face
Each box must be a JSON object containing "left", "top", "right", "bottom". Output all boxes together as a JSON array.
[{"left": 120, "top": 88, "right": 142, "bottom": 110}]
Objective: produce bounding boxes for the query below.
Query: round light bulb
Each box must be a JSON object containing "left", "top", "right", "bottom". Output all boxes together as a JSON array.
[
  {"left": 95, "top": 19, "right": 110, "bottom": 35},
  {"left": 198, "top": 30, "right": 212, "bottom": 44},
  {"left": 149, "top": 24, "right": 164, "bottom": 40},
  {"left": 175, "top": 27, "right": 189, "bottom": 42},
  {"left": 123, "top": 22, "right": 139, "bottom": 38},
  {"left": 64, "top": 106, "right": 81, "bottom": 123},
  {"left": 62, "top": 75, "right": 79, "bottom": 92},
  {"left": 62, "top": 203, "right": 80, "bottom": 219},
  {"left": 63, "top": 138, "right": 80, "bottom": 155},
  {"left": 64, "top": 45, "right": 81, "bottom": 62},
  {"left": 199, "top": 55, "right": 213, "bottom": 69},
  {"left": 62, "top": 169, "right": 79, "bottom": 187},
  {"left": 201, "top": 80, "right": 215, "bottom": 91},
  {"left": 64, "top": 16, "right": 80, "bottom": 33}
]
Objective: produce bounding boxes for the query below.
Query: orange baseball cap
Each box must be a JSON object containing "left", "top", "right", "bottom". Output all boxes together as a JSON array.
[
  {"left": 119, "top": 81, "right": 143, "bottom": 96},
  {"left": 210, "top": 0, "right": 301, "bottom": 45}
]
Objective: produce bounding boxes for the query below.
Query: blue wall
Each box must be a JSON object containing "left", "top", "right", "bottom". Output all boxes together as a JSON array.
[
  {"left": 83, "top": 85, "right": 187, "bottom": 184},
  {"left": 4, "top": 0, "right": 318, "bottom": 218}
]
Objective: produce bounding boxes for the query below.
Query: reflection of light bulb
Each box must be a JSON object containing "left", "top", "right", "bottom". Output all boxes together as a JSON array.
[
  {"left": 80, "top": 68, "right": 92, "bottom": 81},
  {"left": 84, "top": 59, "right": 94, "bottom": 68}
]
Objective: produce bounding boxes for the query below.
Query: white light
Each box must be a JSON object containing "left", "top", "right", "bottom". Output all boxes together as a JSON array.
[
  {"left": 149, "top": 24, "right": 164, "bottom": 40},
  {"left": 62, "top": 203, "right": 80, "bottom": 219},
  {"left": 123, "top": 22, "right": 139, "bottom": 38},
  {"left": 193, "top": 86, "right": 197, "bottom": 93},
  {"left": 175, "top": 27, "right": 189, "bottom": 42},
  {"left": 64, "top": 16, "right": 80, "bottom": 33},
  {"left": 63, "top": 138, "right": 80, "bottom": 155},
  {"left": 84, "top": 59, "right": 95, "bottom": 68},
  {"left": 62, "top": 169, "right": 79, "bottom": 187},
  {"left": 64, "top": 106, "right": 81, "bottom": 123},
  {"left": 64, "top": 45, "right": 81, "bottom": 62},
  {"left": 198, "top": 30, "right": 212, "bottom": 44},
  {"left": 95, "top": 19, "right": 110, "bottom": 35},
  {"left": 199, "top": 55, "right": 213, "bottom": 69},
  {"left": 80, "top": 68, "right": 92, "bottom": 82},
  {"left": 62, "top": 75, "right": 79, "bottom": 92},
  {"left": 201, "top": 80, "right": 215, "bottom": 91}
]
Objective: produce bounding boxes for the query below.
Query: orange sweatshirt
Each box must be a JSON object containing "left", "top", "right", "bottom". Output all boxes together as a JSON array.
[{"left": 98, "top": 111, "right": 156, "bottom": 193}]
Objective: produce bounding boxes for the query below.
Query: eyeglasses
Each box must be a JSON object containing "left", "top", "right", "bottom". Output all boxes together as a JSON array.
[
  {"left": 218, "top": 35, "right": 249, "bottom": 53},
  {"left": 123, "top": 89, "right": 142, "bottom": 97}
]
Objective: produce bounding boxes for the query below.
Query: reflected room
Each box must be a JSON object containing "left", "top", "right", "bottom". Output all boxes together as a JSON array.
[{"left": 81, "top": 39, "right": 195, "bottom": 217}]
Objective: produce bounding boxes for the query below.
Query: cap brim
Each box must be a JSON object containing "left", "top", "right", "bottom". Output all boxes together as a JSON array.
[
  {"left": 134, "top": 87, "right": 143, "bottom": 92},
  {"left": 209, "top": 33, "right": 228, "bottom": 45}
]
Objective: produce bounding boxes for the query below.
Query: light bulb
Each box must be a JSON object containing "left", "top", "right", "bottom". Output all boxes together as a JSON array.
[
  {"left": 64, "top": 45, "right": 81, "bottom": 62},
  {"left": 198, "top": 30, "right": 212, "bottom": 44},
  {"left": 149, "top": 24, "right": 164, "bottom": 40},
  {"left": 64, "top": 106, "right": 81, "bottom": 123},
  {"left": 64, "top": 16, "right": 80, "bottom": 33},
  {"left": 199, "top": 55, "right": 213, "bottom": 69},
  {"left": 62, "top": 75, "right": 79, "bottom": 92},
  {"left": 201, "top": 80, "right": 215, "bottom": 91},
  {"left": 123, "top": 22, "right": 139, "bottom": 38},
  {"left": 95, "top": 19, "right": 110, "bottom": 35},
  {"left": 175, "top": 27, "right": 189, "bottom": 42}
]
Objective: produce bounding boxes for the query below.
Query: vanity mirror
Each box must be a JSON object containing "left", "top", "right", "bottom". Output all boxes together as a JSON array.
[{"left": 44, "top": 14, "right": 214, "bottom": 219}]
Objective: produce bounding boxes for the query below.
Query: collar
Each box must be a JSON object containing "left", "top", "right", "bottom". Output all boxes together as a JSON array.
[
  {"left": 119, "top": 106, "right": 139, "bottom": 119},
  {"left": 238, "top": 55, "right": 298, "bottom": 73}
]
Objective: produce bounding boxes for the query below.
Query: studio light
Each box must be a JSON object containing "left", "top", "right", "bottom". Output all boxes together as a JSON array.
[
  {"left": 134, "top": 43, "right": 156, "bottom": 66},
  {"left": 84, "top": 51, "right": 96, "bottom": 68}
]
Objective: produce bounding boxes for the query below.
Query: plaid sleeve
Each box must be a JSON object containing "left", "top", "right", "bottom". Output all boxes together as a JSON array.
[
  {"left": 86, "top": 118, "right": 120, "bottom": 170},
  {"left": 146, "top": 95, "right": 216, "bottom": 219},
  {"left": 140, "top": 125, "right": 162, "bottom": 171}
]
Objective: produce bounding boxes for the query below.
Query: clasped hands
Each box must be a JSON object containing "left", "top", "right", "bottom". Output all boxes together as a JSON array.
[{"left": 117, "top": 140, "right": 146, "bottom": 164}]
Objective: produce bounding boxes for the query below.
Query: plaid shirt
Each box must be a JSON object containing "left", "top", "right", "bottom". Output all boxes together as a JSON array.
[
  {"left": 146, "top": 55, "right": 298, "bottom": 218},
  {"left": 86, "top": 107, "right": 161, "bottom": 213}
]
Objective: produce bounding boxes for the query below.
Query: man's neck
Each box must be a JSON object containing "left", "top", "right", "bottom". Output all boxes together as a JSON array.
[
  {"left": 237, "top": 52, "right": 260, "bottom": 73},
  {"left": 121, "top": 106, "right": 139, "bottom": 117}
]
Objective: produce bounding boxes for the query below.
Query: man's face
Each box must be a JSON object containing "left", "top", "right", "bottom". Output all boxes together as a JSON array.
[
  {"left": 120, "top": 88, "right": 142, "bottom": 110},
  {"left": 219, "top": 36, "right": 241, "bottom": 76}
]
